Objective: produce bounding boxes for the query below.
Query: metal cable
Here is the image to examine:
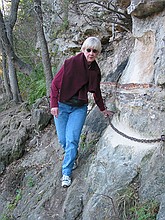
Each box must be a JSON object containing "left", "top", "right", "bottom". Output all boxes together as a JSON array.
[{"left": 108, "top": 116, "right": 165, "bottom": 143}]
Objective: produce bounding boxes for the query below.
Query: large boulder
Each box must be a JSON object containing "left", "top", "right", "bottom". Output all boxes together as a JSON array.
[{"left": 127, "top": 0, "right": 165, "bottom": 18}]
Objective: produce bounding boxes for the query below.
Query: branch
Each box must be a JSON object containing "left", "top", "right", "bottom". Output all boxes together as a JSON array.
[
  {"left": 0, "top": 9, "right": 32, "bottom": 75},
  {"left": 78, "top": 1, "right": 128, "bottom": 17},
  {"left": 9, "top": 0, "right": 20, "bottom": 29},
  {"left": 71, "top": 1, "right": 132, "bottom": 31},
  {"left": 95, "top": 193, "right": 120, "bottom": 220},
  {"left": 74, "top": 8, "right": 132, "bottom": 32}
]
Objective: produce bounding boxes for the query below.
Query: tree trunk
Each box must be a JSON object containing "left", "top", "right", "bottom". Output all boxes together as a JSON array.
[
  {"left": 0, "top": 40, "right": 13, "bottom": 100},
  {"left": 0, "top": 1, "right": 29, "bottom": 103},
  {"left": 33, "top": 0, "right": 53, "bottom": 97},
  {"left": 7, "top": 55, "right": 22, "bottom": 103},
  {"left": 7, "top": 1, "right": 23, "bottom": 102},
  {"left": 5, "top": 1, "right": 22, "bottom": 102},
  {"left": 0, "top": 7, "right": 32, "bottom": 75}
]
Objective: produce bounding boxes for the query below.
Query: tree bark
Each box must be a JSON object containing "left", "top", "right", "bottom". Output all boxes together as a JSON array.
[
  {"left": 33, "top": 0, "right": 53, "bottom": 97},
  {"left": 0, "top": 1, "right": 22, "bottom": 103},
  {"left": 0, "top": 9, "right": 32, "bottom": 73},
  {"left": 0, "top": 40, "right": 13, "bottom": 100}
]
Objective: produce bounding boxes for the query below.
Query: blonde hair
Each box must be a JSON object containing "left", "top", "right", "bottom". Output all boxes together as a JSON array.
[{"left": 81, "top": 37, "right": 102, "bottom": 53}]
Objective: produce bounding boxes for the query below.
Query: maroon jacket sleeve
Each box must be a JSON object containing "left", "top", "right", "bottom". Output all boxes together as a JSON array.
[
  {"left": 92, "top": 70, "right": 106, "bottom": 111},
  {"left": 50, "top": 65, "right": 64, "bottom": 108},
  {"left": 93, "top": 86, "right": 106, "bottom": 111}
]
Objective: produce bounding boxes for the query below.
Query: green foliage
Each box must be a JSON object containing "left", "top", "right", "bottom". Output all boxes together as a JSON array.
[
  {"left": 51, "top": 19, "right": 69, "bottom": 39},
  {"left": 129, "top": 201, "right": 159, "bottom": 220},
  {"left": 0, "top": 189, "right": 22, "bottom": 220},
  {"left": 61, "top": 19, "right": 69, "bottom": 31},
  {"left": 14, "top": 0, "right": 37, "bottom": 66},
  {"left": 27, "top": 176, "right": 35, "bottom": 187},
  {"left": 79, "top": 133, "right": 98, "bottom": 155},
  {"left": 0, "top": 215, "right": 11, "bottom": 220},
  {"left": 17, "top": 64, "right": 46, "bottom": 105},
  {"left": 51, "top": 0, "right": 70, "bottom": 39},
  {"left": 118, "top": 186, "right": 159, "bottom": 220},
  {"left": 7, "top": 189, "right": 22, "bottom": 211},
  {"left": 80, "top": 134, "right": 87, "bottom": 149}
]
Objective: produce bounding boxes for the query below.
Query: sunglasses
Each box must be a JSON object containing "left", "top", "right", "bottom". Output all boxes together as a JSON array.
[{"left": 86, "top": 48, "right": 98, "bottom": 53}]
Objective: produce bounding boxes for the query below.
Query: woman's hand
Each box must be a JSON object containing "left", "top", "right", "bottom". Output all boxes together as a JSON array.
[
  {"left": 51, "top": 107, "right": 59, "bottom": 118},
  {"left": 102, "top": 109, "right": 115, "bottom": 118}
]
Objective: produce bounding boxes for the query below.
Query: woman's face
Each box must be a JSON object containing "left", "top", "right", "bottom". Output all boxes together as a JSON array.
[{"left": 83, "top": 48, "right": 99, "bottom": 64}]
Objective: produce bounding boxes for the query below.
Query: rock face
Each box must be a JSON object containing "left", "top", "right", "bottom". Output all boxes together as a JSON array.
[
  {"left": 123, "top": 9, "right": 165, "bottom": 86},
  {"left": 127, "top": 0, "right": 165, "bottom": 18},
  {"left": 0, "top": 103, "right": 33, "bottom": 175},
  {"left": 0, "top": 0, "right": 165, "bottom": 220}
]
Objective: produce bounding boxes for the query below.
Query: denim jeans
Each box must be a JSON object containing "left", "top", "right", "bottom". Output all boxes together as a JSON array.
[{"left": 54, "top": 102, "right": 87, "bottom": 176}]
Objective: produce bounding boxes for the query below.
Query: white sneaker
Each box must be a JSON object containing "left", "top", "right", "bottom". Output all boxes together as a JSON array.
[{"left": 62, "top": 175, "right": 71, "bottom": 187}]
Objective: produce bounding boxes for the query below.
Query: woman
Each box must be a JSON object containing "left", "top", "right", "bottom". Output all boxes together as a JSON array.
[{"left": 50, "top": 36, "right": 113, "bottom": 187}]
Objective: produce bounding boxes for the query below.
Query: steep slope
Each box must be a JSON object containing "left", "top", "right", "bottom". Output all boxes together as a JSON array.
[{"left": 0, "top": 1, "right": 165, "bottom": 220}]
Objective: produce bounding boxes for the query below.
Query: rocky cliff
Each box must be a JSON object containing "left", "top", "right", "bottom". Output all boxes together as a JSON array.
[{"left": 0, "top": 0, "right": 165, "bottom": 219}]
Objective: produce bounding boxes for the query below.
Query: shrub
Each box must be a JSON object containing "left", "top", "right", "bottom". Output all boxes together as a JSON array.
[{"left": 18, "top": 64, "right": 46, "bottom": 105}]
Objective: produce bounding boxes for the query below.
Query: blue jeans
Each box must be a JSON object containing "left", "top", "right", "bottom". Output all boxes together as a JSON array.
[{"left": 54, "top": 102, "right": 87, "bottom": 176}]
